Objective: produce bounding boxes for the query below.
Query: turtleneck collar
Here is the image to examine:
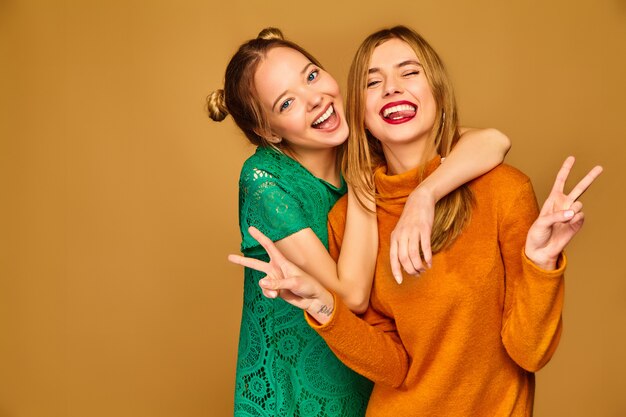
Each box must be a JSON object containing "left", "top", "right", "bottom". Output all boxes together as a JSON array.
[{"left": 374, "top": 155, "right": 442, "bottom": 207}]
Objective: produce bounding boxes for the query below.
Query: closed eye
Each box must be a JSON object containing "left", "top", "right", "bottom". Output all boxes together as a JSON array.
[{"left": 367, "top": 80, "right": 381, "bottom": 88}]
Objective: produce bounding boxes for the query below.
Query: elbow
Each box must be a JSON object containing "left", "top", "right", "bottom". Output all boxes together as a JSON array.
[
  {"left": 343, "top": 292, "right": 370, "bottom": 314},
  {"left": 515, "top": 354, "right": 552, "bottom": 373},
  {"left": 489, "top": 128, "right": 511, "bottom": 159},
  {"left": 345, "top": 298, "right": 369, "bottom": 315}
]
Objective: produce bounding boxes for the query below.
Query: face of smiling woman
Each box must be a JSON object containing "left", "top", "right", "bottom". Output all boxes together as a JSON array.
[
  {"left": 253, "top": 47, "right": 349, "bottom": 154},
  {"left": 364, "top": 38, "right": 437, "bottom": 155}
]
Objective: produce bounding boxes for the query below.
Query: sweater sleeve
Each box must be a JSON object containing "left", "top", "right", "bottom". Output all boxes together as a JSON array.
[
  {"left": 499, "top": 179, "right": 566, "bottom": 372},
  {"left": 305, "top": 298, "right": 409, "bottom": 388},
  {"left": 304, "top": 200, "right": 409, "bottom": 388}
]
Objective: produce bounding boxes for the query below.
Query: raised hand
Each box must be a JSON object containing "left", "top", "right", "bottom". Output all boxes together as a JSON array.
[
  {"left": 389, "top": 187, "right": 435, "bottom": 283},
  {"left": 228, "top": 227, "right": 336, "bottom": 323},
  {"left": 525, "top": 156, "right": 603, "bottom": 270}
]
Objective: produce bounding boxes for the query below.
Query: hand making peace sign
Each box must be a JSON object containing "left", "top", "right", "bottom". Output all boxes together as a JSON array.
[{"left": 524, "top": 156, "right": 603, "bottom": 270}]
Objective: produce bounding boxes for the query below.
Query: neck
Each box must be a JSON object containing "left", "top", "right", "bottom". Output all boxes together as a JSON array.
[
  {"left": 382, "top": 137, "right": 436, "bottom": 175},
  {"left": 284, "top": 146, "right": 340, "bottom": 186}
]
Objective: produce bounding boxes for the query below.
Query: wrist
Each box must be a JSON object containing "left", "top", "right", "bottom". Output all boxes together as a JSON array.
[
  {"left": 410, "top": 184, "right": 438, "bottom": 205},
  {"left": 524, "top": 249, "right": 557, "bottom": 271},
  {"left": 307, "top": 293, "right": 335, "bottom": 325}
]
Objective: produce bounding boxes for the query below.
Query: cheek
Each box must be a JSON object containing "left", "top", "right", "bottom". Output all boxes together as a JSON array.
[{"left": 364, "top": 97, "right": 378, "bottom": 127}]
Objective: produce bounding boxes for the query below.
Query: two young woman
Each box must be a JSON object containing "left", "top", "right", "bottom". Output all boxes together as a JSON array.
[
  {"left": 210, "top": 28, "right": 511, "bottom": 416},
  {"left": 227, "top": 26, "right": 602, "bottom": 416}
]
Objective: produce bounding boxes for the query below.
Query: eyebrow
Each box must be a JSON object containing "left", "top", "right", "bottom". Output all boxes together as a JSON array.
[
  {"left": 368, "top": 60, "right": 422, "bottom": 74},
  {"left": 271, "top": 62, "right": 316, "bottom": 111}
]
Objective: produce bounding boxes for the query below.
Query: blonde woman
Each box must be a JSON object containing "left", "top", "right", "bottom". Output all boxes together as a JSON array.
[
  {"left": 229, "top": 26, "right": 602, "bottom": 416},
  {"left": 212, "top": 28, "right": 511, "bottom": 416}
]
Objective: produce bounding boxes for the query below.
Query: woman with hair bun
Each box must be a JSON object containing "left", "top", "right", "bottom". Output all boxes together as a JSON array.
[
  {"left": 212, "top": 27, "right": 511, "bottom": 416},
  {"left": 230, "top": 26, "right": 603, "bottom": 416}
]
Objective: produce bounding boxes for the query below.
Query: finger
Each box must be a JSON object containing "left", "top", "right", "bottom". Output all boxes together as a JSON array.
[
  {"left": 565, "top": 165, "right": 603, "bottom": 206},
  {"left": 389, "top": 237, "right": 403, "bottom": 284},
  {"left": 261, "top": 287, "right": 278, "bottom": 298},
  {"left": 535, "top": 209, "right": 576, "bottom": 230},
  {"left": 569, "top": 201, "right": 583, "bottom": 215},
  {"left": 568, "top": 212, "right": 585, "bottom": 228},
  {"left": 408, "top": 236, "right": 424, "bottom": 274},
  {"left": 550, "top": 156, "right": 575, "bottom": 196},
  {"left": 398, "top": 236, "right": 418, "bottom": 276},
  {"left": 259, "top": 275, "right": 298, "bottom": 292},
  {"left": 228, "top": 254, "right": 271, "bottom": 275},
  {"left": 248, "top": 226, "right": 288, "bottom": 263},
  {"left": 420, "top": 230, "right": 433, "bottom": 269}
]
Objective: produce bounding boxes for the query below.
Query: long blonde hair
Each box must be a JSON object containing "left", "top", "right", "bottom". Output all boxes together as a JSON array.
[{"left": 343, "top": 26, "right": 473, "bottom": 253}]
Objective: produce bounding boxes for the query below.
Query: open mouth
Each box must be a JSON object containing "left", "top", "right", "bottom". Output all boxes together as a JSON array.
[
  {"left": 311, "top": 104, "right": 339, "bottom": 130},
  {"left": 380, "top": 101, "right": 417, "bottom": 124}
]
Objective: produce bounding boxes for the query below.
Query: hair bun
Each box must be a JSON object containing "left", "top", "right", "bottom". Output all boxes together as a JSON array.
[
  {"left": 257, "top": 27, "right": 284, "bottom": 41},
  {"left": 207, "top": 89, "right": 229, "bottom": 121}
]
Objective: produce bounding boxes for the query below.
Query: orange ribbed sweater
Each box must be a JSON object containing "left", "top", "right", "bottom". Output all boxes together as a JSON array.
[{"left": 307, "top": 158, "right": 566, "bottom": 417}]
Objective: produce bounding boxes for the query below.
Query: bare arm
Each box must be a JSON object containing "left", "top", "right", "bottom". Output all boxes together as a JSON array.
[
  {"left": 271, "top": 185, "right": 377, "bottom": 314},
  {"left": 390, "top": 127, "right": 511, "bottom": 283},
  {"left": 228, "top": 228, "right": 409, "bottom": 387}
]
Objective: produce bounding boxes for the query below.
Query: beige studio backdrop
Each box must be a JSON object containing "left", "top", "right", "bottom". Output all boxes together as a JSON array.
[{"left": 1, "top": 0, "right": 625, "bottom": 416}]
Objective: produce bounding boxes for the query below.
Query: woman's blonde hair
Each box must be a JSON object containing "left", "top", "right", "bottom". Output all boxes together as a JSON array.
[
  {"left": 343, "top": 25, "right": 473, "bottom": 253},
  {"left": 207, "top": 28, "right": 324, "bottom": 149}
]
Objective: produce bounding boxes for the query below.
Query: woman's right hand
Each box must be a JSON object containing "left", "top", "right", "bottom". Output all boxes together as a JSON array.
[{"left": 228, "top": 226, "right": 336, "bottom": 324}]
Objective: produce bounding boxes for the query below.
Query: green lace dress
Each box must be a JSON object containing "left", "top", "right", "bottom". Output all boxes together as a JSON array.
[{"left": 234, "top": 147, "right": 373, "bottom": 416}]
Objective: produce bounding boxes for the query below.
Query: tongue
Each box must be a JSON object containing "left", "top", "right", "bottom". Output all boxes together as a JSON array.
[
  {"left": 314, "top": 111, "right": 337, "bottom": 129},
  {"left": 386, "top": 110, "right": 415, "bottom": 119}
]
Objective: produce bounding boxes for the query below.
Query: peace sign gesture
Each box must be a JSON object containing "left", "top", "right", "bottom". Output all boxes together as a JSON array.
[
  {"left": 525, "top": 156, "right": 603, "bottom": 270},
  {"left": 228, "top": 227, "right": 336, "bottom": 323}
]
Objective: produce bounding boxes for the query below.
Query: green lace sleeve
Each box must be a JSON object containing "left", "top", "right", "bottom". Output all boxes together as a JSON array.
[{"left": 240, "top": 166, "right": 309, "bottom": 252}]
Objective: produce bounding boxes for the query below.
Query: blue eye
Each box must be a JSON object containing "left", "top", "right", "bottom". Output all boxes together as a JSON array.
[
  {"left": 280, "top": 98, "right": 293, "bottom": 112},
  {"left": 307, "top": 69, "right": 319, "bottom": 82}
]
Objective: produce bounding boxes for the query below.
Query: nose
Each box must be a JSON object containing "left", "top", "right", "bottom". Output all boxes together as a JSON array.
[
  {"left": 383, "top": 76, "right": 403, "bottom": 97},
  {"left": 305, "top": 88, "right": 324, "bottom": 111}
]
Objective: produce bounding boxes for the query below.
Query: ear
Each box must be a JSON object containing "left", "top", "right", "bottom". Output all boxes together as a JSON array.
[
  {"left": 266, "top": 134, "right": 282, "bottom": 144},
  {"left": 253, "top": 128, "right": 282, "bottom": 144}
]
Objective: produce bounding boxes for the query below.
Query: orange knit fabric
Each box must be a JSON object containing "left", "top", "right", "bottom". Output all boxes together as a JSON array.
[{"left": 307, "top": 158, "right": 566, "bottom": 417}]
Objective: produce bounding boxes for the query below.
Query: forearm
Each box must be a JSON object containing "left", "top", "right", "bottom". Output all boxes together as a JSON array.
[
  {"left": 336, "top": 186, "right": 378, "bottom": 312},
  {"left": 499, "top": 180, "right": 566, "bottom": 372},
  {"left": 501, "top": 252, "right": 566, "bottom": 372},
  {"left": 306, "top": 296, "right": 409, "bottom": 387},
  {"left": 420, "top": 127, "right": 510, "bottom": 202}
]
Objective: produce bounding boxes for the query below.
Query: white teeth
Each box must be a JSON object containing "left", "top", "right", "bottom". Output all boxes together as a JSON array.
[
  {"left": 382, "top": 104, "right": 416, "bottom": 118},
  {"left": 312, "top": 105, "right": 334, "bottom": 126}
]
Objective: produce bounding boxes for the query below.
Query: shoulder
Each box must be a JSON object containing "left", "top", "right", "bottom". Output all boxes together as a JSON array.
[
  {"left": 473, "top": 163, "right": 531, "bottom": 189},
  {"left": 239, "top": 148, "right": 291, "bottom": 192},
  {"left": 470, "top": 163, "right": 533, "bottom": 200},
  {"left": 470, "top": 164, "right": 538, "bottom": 220}
]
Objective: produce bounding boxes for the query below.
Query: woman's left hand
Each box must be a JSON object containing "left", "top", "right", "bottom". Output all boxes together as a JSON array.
[
  {"left": 389, "top": 186, "right": 435, "bottom": 283},
  {"left": 525, "top": 156, "right": 603, "bottom": 270}
]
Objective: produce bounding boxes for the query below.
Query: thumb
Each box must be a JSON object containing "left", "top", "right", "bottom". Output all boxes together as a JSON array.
[{"left": 536, "top": 209, "right": 575, "bottom": 230}]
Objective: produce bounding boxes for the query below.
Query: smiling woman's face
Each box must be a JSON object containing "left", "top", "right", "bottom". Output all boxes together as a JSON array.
[
  {"left": 364, "top": 38, "right": 437, "bottom": 147},
  {"left": 253, "top": 47, "right": 349, "bottom": 153}
]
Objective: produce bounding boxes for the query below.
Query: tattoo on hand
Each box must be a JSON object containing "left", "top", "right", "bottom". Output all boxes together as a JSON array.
[{"left": 317, "top": 304, "right": 333, "bottom": 316}]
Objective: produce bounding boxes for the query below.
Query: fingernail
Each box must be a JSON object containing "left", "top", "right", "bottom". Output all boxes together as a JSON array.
[
  {"left": 564, "top": 210, "right": 574, "bottom": 219},
  {"left": 394, "top": 274, "right": 402, "bottom": 284}
]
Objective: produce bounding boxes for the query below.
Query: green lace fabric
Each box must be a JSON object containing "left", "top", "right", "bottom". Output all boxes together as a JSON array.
[{"left": 235, "top": 147, "right": 373, "bottom": 416}]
